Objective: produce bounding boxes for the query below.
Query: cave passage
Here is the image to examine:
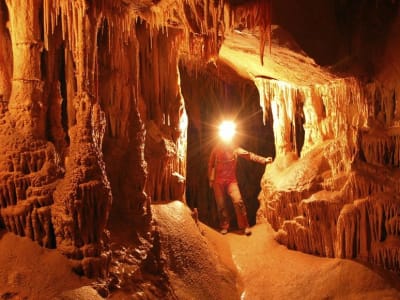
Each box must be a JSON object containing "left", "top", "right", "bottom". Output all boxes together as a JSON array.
[{"left": 181, "top": 62, "right": 275, "bottom": 228}]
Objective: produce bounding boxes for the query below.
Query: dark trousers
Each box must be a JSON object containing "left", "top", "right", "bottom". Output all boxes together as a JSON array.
[{"left": 212, "top": 181, "right": 249, "bottom": 230}]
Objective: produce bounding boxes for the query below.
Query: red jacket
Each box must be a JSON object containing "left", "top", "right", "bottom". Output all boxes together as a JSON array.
[{"left": 208, "top": 144, "right": 267, "bottom": 184}]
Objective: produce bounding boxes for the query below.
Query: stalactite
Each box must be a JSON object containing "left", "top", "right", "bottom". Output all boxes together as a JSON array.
[
  {"left": 40, "top": 13, "right": 70, "bottom": 160},
  {"left": 360, "top": 127, "right": 400, "bottom": 168},
  {"left": 367, "top": 193, "right": 400, "bottom": 272},
  {"left": 254, "top": 78, "right": 303, "bottom": 156},
  {"left": 279, "top": 220, "right": 309, "bottom": 253},
  {"left": 260, "top": 187, "right": 310, "bottom": 232},
  {"left": 361, "top": 130, "right": 391, "bottom": 166},
  {"left": 41, "top": 0, "right": 113, "bottom": 278},
  {"left": 171, "top": 0, "right": 225, "bottom": 62},
  {"left": 136, "top": 22, "right": 187, "bottom": 203},
  {"left": 299, "top": 192, "right": 342, "bottom": 257},
  {"left": 229, "top": 0, "right": 272, "bottom": 65},
  {"left": 301, "top": 88, "right": 326, "bottom": 155},
  {"left": 336, "top": 204, "right": 360, "bottom": 258},
  {"left": 365, "top": 82, "right": 400, "bottom": 127},
  {"left": 316, "top": 78, "right": 367, "bottom": 143},
  {"left": 259, "top": 75, "right": 400, "bottom": 273},
  {"left": 96, "top": 15, "right": 149, "bottom": 215},
  {"left": 342, "top": 171, "right": 386, "bottom": 201}
]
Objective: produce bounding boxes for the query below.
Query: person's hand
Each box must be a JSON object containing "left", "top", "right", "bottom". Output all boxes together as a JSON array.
[
  {"left": 209, "top": 180, "right": 214, "bottom": 188},
  {"left": 265, "top": 157, "right": 273, "bottom": 164}
]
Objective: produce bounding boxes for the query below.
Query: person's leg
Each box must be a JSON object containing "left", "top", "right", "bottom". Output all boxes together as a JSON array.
[
  {"left": 213, "top": 182, "right": 230, "bottom": 231},
  {"left": 227, "top": 182, "right": 250, "bottom": 231}
]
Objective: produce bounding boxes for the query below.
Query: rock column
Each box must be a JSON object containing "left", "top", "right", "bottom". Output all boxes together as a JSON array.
[{"left": 6, "top": 0, "right": 45, "bottom": 137}]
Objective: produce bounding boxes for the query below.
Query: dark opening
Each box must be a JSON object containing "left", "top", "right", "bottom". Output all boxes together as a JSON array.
[
  {"left": 295, "top": 104, "right": 305, "bottom": 156},
  {"left": 59, "top": 45, "right": 70, "bottom": 144},
  {"left": 181, "top": 61, "right": 274, "bottom": 228}
]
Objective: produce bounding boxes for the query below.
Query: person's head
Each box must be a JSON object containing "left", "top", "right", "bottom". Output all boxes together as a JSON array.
[{"left": 218, "top": 120, "right": 236, "bottom": 144}]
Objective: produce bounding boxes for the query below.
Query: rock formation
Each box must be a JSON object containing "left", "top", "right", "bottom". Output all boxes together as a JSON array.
[
  {"left": 0, "top": 0, "right": 399, "bottom": 297},
  {"left": 254, "top": 3, "right": 400, "bottom": 274},
  {"left": 0, "top": 0, "right": 229, "bottom": 282},
  {"left": 257, "top": 76, "right": 400, "bottom": 273}
]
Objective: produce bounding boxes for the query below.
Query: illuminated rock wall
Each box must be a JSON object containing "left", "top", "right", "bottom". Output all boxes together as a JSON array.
[
  {"left": 0, "top": 0, "right": 398, "bottom": 285},
  {"left": 0, "top": 0, "right": 61, "bottom": 254},
  {"left": 0, "top": 1, "right": 11, "bottom": 106},
  {"left": 0, "top": 0, "right": 192, "bottom": 278},
  {"left": 257, "top": 74, "right": 400, "bottom": 273},
  {"left": 0, "top": 0, "right": 223, "bottom": 280},
  {"left": 137, "top": 23, "right": 188, "bottom": 203}
]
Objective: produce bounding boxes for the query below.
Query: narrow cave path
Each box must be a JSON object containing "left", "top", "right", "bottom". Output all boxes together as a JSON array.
[{"left": 224, "top": 224, "right": 400, "bottom": 300}]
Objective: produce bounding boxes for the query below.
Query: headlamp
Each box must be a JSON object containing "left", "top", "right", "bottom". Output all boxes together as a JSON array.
[{"left": 218, "top": 120, "right": 236, "bottom": 143}]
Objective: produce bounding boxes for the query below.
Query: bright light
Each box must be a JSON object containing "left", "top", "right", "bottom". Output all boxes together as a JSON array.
[{"left": 218, "top": 120, "right": 236, "bottom": 143}]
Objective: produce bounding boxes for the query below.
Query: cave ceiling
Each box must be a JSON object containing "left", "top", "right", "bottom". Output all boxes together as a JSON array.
[{"left": 219, "top": 27, "right": 336, "bottom": 86}]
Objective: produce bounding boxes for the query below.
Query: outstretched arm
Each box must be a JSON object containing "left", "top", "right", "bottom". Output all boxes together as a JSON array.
[{"left": 235, "top": 147, "right": 273, "bottom": 164}]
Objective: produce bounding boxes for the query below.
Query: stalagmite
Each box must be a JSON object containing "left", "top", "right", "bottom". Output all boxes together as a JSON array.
[{"left": 43, "top": 0, "right": 113, "bottom": 277}]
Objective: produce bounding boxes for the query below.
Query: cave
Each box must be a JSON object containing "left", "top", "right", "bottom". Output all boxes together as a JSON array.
[{"left": 0, "top": 0, "right": 400, "bottom": 299}]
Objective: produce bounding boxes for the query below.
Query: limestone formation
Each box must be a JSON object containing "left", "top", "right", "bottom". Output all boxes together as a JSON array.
[
  {"left": 0, "top": 0, "right": 399, "bottom": 296},
  {"left": 0, "top": 0, "right": 230, "bottom": 279},
  {"left": 257, "top": 74, "right": 400, "bottom": 273}
]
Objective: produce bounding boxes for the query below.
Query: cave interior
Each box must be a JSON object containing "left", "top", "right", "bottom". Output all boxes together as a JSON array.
[{"left": 0, "top": 0, "right": 400, "bottom": 299}]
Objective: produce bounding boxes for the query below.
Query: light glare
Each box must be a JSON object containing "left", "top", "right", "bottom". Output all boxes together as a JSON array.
[{"left": 219, "top": 121, "right": 236, "bottom": 142}]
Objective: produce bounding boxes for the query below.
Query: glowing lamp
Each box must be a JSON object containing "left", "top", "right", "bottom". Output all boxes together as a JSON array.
[{"left": 218, "top": 120, "right": 236, "bottom": 143}]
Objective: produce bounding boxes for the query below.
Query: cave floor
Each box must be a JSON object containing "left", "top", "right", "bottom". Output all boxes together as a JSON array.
[{"left": 224, "top": 223, "right": 400, "bottom": 300}]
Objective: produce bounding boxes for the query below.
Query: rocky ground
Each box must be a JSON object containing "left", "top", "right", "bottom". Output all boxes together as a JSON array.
[{"left": 1, "top": 202, "right": 399, "bottom": 299}]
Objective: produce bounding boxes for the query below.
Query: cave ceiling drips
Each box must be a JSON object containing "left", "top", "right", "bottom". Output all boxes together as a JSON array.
[
  {"left": 2, "top": 0, "right": 261, "bottom": 280},
  {"left": 0, "top": 0, "right": 400, "bottom": 294}
]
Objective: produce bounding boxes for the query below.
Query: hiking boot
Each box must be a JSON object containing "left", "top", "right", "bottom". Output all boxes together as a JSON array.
[
  {"left": 220, "top": 229, "right": 228, "bottom": 235},
  {"left": 244, "top": 227, "right": 252, "bottom": 236}
]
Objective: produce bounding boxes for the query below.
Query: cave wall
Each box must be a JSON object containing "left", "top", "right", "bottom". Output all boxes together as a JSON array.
[
  {"left": 0, "top": 0, "right": 226, "bottom": 280},
  {"left": 97, "top": 18, "right": 148, "bottom": 218},
  {"left": 137, "top": 23, "right": 187, "bottom": 203},
  {"left": 0, "top": 0, "right": 398, "bottom": 286},
  {"left": 257, "top": 76, "right": 400, "bottom": 273},
  {"left": 0, "top": 0, "right": 192, "bottom": 278},
  {"left": 97, "top": 13, "right": 189, "bottom": 218},
  {"left": 257, "top": 5, "right": 400, "bottom": 273},
  {"left": 0, "top": 0, "right": 115, "bottom": 277}
]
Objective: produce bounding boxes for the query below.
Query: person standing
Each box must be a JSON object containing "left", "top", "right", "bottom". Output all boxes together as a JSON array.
[{"left": 208, "top": 138, "right": 272, "bottom": 235}]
